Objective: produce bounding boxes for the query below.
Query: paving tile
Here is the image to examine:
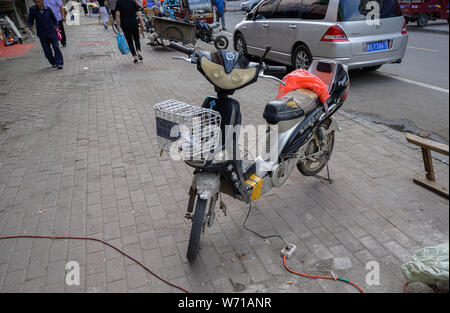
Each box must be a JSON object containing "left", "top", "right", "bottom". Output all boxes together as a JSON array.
[{"left": 0, "top": 17, "right": 447, "bottom": 293}]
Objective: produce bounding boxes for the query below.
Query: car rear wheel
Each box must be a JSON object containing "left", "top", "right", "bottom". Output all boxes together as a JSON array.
[
  {"left": 292, "top": 44, "right": 312, "bottom": 70},
  {"left": 235, "top": 33, "right": 249, "bottom": 58},
  {"left": 417, "top": 13, "right": 429, "bottom": 27}
]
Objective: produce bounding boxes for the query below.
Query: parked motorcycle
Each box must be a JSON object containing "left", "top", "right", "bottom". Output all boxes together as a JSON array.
[
  {"left": 154, "top": 42, "right": 350, "bottom": 261},
  {"left": 195, "top": 20, "right": 228, "bottom": 50}
]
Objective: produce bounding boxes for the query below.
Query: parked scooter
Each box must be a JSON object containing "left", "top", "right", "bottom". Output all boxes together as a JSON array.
[{"left": 154, "top": 42, "right": 350, "bottom": 261}]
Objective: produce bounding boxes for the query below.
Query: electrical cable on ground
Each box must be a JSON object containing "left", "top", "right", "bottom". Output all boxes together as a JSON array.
[
  {"left": 0, "top": 235, "right": 190, "bottom": 293},
  {"left": 283, "top": 255, "right": 365, "bottom": 293},
  {"left": 243, "top": 201, "right": 290, "bottom": 246},
  {"left": 242, "top": 202, "right": 365, "bottom": 293}
]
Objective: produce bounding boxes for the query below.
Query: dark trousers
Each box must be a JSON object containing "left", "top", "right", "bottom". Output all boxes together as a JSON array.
[
  {"left": 82, "top": 4, "right": 88, "bottom": 15},
  {"left": 58, "top": 20, "right": 66, "bottom": 46},
  {"left": 123, "top": 27, "right": 141, "bottom": 57},
  {"left": 39, "top": 35, "right": 64, "bottom": 66}
]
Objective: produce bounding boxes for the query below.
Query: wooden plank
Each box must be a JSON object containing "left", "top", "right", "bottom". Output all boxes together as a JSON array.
[
  {"left": 413, "top": 175, "right": 449, "bottom": 199},
  {"left": 406, "top": 133, "right": 449, "bottom": 155},
  {"left": 421, "top": 147, "right": 435, "bottom": 181}
]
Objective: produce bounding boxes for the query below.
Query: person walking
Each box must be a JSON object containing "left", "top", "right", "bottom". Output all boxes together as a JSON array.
[
  {"left": 81, "top": 0, "right": 88, "bottom": 15},
  {"left": 212, "top": 0, "right": 226, "bottom": 30},
  {"left": 44, "top": 0, "right": 67, "bottom": 47},
  {"left": 28, "top": 0, "right": 64, "bottom": 69},
  {"left": 98, "top": 0, "right": 109, "bottom": 29},
  {"left": 115, "top": 0, "right": 145, "bottom": 63}
]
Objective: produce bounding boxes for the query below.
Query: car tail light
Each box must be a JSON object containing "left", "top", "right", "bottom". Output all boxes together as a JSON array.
[
  {"left": 401, "top": 20, "right": 407, "bottom": 35},
  {"left": 321, "top": 25, "right": 348, "bottom": 42}
]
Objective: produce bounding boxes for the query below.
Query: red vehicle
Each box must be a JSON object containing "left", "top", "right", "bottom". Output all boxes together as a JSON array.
[{"left": 400, "top": 0, "right": 449, "bottom": 26}]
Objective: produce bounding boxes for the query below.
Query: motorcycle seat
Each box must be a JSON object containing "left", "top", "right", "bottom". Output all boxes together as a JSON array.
[{"left": 263, "top": 88, "right": 320, "bottom": 125}]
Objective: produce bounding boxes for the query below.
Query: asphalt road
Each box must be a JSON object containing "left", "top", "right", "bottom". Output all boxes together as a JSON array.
[{"left": 220, "top": 10, "right": 449, "bottom": 143}]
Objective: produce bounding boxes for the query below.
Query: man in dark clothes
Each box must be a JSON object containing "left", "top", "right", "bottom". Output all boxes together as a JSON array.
[{"left": 28, "top": 0, "right": 64, "bottom": 69}]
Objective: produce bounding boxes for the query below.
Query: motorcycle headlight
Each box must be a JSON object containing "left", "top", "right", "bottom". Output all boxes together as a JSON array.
[{"left": 200, "top": 57, "right": 257, "bottom": 90}]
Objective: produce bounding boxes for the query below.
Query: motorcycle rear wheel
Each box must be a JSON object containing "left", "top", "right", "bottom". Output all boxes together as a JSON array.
[
  {"left": 214, "top": 35, "right": 229, "bottom": 50},
  {"left": 186, "top": 197, "right": 207, "bottom": 261},
  {"left": 297, "top": 119, "right": 335, "bottom": 176}
]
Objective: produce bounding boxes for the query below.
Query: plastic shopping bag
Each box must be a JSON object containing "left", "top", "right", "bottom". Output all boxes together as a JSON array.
[
  {"left": 401, "top": 242, "right": 449, "bottom": 286},
  {"left": 56, "top": 29, "right": 62, "bottom": 41},
  {"left": 277, "top": 69, "right": 330, "bottom": 104},
  {"left": 116, "top": 30, "right": 129, "bottom": 55}
]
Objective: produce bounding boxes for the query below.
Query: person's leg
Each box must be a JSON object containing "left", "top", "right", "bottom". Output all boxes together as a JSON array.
[
  {"left": 100, "top": 6, "right": 108, "bottom": 28},
  {"left": 132, "top": 27, "right": 142, "bottom": 58},
  {"left": 220, "top": 13, "right": 225, "bottom": 29},
  {"left": 58, "top": 20, "right": 67, "bottom": 46},
  {"left": 50, "top": 36, "right": 64, "bottom": 67},
  {"left": 39, "top": 36, "right": 56, "bottom": 66},
  {"left": 82, "top": 4, "right": 88, "bottom": 15},
  {"left": 123, "top": 29, "right": 137, "bottom": 59}
]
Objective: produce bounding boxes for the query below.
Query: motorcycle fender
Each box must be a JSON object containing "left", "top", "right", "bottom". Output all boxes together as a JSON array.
[{"left": 194, "top": 172, "right": 221, "bottom": 200}]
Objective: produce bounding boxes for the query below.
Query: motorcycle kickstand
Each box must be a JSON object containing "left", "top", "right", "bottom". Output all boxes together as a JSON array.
[{"left": 314, "top": 154, "right": 333, "bottom": 184}]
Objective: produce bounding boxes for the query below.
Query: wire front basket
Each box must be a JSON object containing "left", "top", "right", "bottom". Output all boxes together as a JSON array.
[{"left": 154, "top": 99, "right": 221, "bottom": 161}]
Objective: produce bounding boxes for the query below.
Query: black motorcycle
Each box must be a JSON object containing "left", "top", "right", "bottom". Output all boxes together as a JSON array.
[
  {"left": 194, "top": 20, "right": 228, "bottom": 50},
  {"left": 154, "top": 42, "right": 350, "bottom": 261}
]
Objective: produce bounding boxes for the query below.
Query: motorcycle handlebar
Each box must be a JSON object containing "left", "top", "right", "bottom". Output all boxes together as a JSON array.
[
  {"left": 169, "top": 42, "right": 195, "bottom": 56},
  {"left": 263, "top": 65, "right": 287, "bottom": 75}
]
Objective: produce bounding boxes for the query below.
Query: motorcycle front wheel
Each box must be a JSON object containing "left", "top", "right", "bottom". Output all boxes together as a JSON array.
[
  {"left": 297, "top": 119, "right": 335, "bottom": 176},
  {"left": 186, "top": 197, "right": 207, "bottom": 261}
]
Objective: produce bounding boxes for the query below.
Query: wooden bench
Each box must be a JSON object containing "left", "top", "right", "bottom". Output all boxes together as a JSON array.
[{"left": 406, "top": 133, "right": 449, "bottom": 198}]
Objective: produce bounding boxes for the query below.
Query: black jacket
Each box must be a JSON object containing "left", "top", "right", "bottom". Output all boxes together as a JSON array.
[{"left": 28, "top": 5, "right": 58, "bottom": 38}]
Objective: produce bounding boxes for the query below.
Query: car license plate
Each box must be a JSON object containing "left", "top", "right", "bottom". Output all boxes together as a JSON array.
[{"left": 366, "top": 40, "right": 388, "bottom": 52}]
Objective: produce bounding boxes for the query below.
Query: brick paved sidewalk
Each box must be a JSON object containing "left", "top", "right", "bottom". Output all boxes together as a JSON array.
[{"left": 0, "top": 17, "right": 448, "bottom": 293}]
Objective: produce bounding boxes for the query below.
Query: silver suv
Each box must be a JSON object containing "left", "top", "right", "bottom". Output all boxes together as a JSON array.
[{"left": 233, "top": 0, "right": 408, "bottom": 70}]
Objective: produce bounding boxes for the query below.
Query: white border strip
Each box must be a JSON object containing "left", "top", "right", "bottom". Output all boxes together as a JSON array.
[{"left": 375, "top": 72, "right": 449, "bottom": 94}]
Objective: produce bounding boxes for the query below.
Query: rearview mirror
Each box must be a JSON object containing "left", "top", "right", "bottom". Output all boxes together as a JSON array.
[{"left": 246, "top": 12, "right": 254, "bottom": 20}]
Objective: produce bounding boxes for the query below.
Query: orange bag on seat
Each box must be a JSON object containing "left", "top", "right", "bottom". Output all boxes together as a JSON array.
[{"left": 276, "top": 69, "right": 330, "bottom": 104}]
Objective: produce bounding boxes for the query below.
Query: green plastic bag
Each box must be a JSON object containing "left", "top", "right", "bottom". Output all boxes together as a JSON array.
[{"left": 401, "top": 242, "right": 449, "bottom": 285}]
